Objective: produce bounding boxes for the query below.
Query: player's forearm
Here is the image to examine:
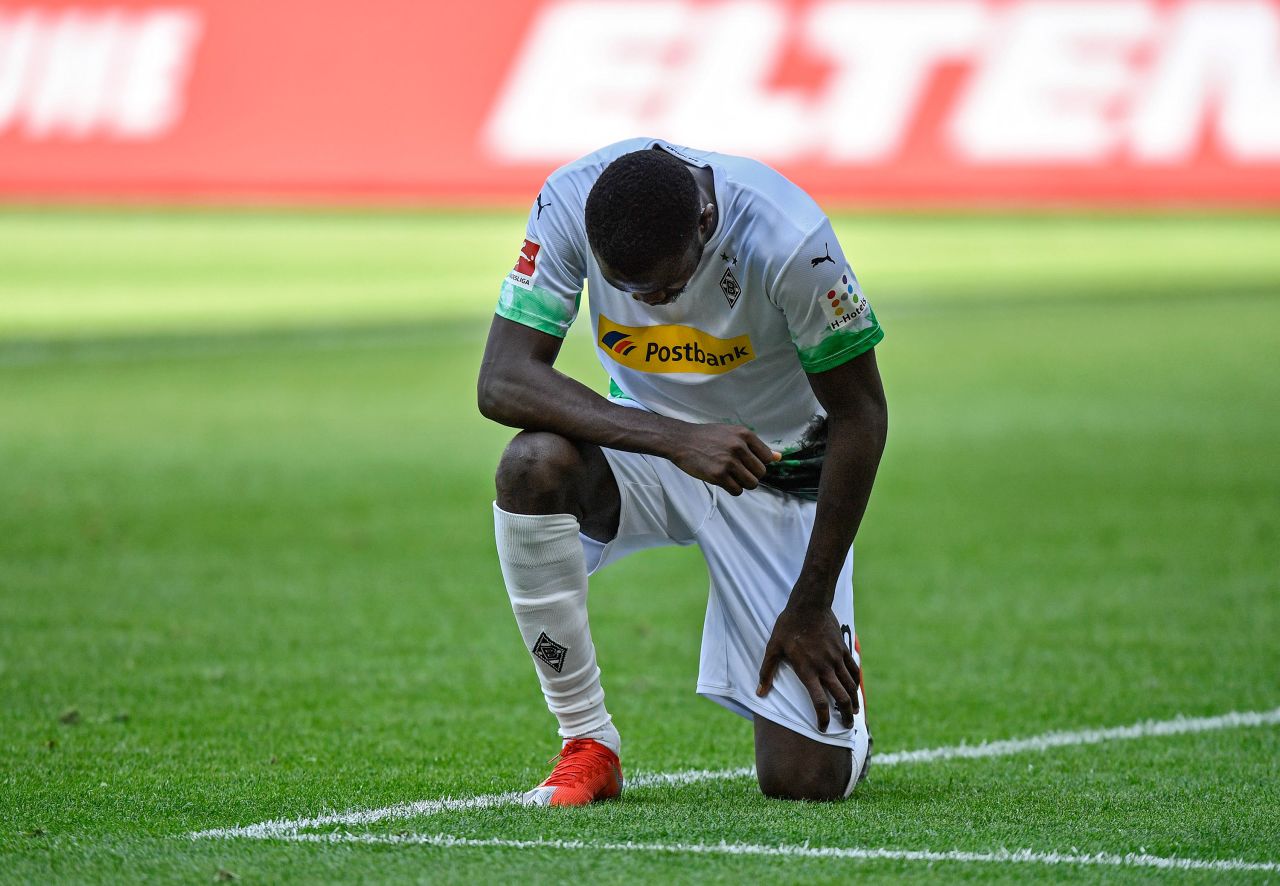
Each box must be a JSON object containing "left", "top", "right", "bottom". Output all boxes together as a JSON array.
[
  {"left": 478, "top": 358, "right": 690, "bottom": 458},
  {"left": 788, "top": 408, "right": 887, "bottom": 609}
]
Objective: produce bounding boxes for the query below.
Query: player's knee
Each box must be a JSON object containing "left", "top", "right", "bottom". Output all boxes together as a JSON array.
[
  {"left": 756, "top": 757, "right": 849, "bottom": 802},
  {"left": 495, "top": 431, "right": 584, "bottom": 513}
]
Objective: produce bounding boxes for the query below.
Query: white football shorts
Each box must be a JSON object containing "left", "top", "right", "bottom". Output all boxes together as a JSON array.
[{"left": 580, "top": 444, "right": 869, "bottom": 756}]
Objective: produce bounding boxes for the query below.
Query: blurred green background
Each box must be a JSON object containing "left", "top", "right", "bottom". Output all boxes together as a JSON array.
[{"left": 1, "top": 209, "right": 1278, "bottom": 881}]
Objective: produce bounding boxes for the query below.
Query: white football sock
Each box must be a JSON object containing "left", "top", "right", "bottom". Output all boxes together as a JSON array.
[
  {"left": 494, "top": 504, "right": 619, "bottom": 755},
  {"left": 570, "top": 720, "right": 621, "bottom": 756}
]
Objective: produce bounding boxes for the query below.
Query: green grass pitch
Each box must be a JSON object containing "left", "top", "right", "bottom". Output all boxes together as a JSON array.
[{"left": 1, "top": 209, "right": 1278, "bottom": 883}]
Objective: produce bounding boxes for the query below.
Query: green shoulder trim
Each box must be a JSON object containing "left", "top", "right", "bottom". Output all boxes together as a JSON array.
[
  {"left": 495, "top": 280, "right": 579, "bottom": 339},
  {"left": 797, "top": 311, "right": 884, "bottom": 374}
]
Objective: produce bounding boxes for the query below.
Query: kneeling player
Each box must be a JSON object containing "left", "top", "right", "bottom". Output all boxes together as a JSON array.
[{"left": 477, "top": 141, "right": 887, "bottom": 804}]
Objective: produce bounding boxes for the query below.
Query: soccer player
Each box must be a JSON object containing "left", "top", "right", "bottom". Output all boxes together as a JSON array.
[{"left": 477, "top": 139, "right": 887, "bottom": 804}]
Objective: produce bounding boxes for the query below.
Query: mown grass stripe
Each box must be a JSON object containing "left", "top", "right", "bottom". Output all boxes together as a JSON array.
[{"left": 191, "top": 705, "right": 1280, "bottom": 841}]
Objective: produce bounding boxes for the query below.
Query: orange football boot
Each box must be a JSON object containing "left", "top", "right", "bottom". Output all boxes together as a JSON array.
[{"left": 523, "top": 738, "right": 624, "bottom": 807}]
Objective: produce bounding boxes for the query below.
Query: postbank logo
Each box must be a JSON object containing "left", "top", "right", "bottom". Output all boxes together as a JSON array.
[{"left": 597, "top": 315, "right": 754, "bottom": 375}]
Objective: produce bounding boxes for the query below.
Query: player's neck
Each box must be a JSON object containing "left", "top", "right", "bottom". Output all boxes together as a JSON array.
[{"left": 690, "top": 165, "right": 718, "bottom": 239}]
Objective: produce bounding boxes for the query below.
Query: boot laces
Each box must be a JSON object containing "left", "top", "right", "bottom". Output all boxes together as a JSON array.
[{"left": 543, "top": 739, "right": 613, "bottom": 787}]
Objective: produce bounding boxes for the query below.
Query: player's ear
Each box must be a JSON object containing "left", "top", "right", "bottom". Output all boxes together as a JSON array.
[{"left": 698, "top": 203, "right": 716, "bottom": 242}]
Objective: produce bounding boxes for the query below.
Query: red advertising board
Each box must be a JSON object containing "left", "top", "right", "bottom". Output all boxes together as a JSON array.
[{"left": 1, "top": 0, "right": 1279, "bottom": 205}]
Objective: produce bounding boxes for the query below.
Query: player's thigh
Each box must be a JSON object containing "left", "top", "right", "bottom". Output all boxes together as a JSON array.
[{"left": 573, "top": 441, "right": 622, "bottom": 542}]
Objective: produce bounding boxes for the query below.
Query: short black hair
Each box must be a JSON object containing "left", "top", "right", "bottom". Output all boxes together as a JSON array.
[{"left": 585, "top": 149, "right": 701, "bottom": 280}]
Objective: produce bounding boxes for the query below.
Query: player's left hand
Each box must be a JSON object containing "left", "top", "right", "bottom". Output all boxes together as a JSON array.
[{"left": 756, "top": 603, "right": 860, "bottom": 732}]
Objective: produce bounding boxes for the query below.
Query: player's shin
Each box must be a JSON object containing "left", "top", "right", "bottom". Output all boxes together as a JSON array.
[{"left": 493, "top": 504, "right": 620, "bottom": 755}]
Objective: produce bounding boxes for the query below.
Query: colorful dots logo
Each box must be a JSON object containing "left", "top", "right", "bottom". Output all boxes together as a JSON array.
[
  {"left": 842, "top": 273, "right": 861, "bottom": 304},
  {"left": 822, "top": 271, "right": 864, "bottom": 320},
  {"left": 825, "top": 288, "right": 844, "bottom": 316}
]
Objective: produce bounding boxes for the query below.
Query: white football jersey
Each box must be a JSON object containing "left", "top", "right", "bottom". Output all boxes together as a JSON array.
[{"left": 496, "top": 138, "right": 883, "bottom": 462}]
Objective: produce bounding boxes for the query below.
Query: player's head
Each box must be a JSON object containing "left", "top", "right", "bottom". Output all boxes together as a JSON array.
[{"left": 585, "top": 149, "right": 714, "bottom": 306}]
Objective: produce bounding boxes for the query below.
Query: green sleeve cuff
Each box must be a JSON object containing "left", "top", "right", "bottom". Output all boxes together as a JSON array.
[
  {"left": 797, "top": 323, "right": 884, "bottom": 374},
  {"left": 495, "top": 303, "right": 569, "bottom": 339},
  {"left": 495, "top": 279, "right": 579, "bottom": 339}
]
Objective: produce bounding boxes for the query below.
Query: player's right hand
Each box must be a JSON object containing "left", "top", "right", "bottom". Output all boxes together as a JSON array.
[{"left": 670, "top": 424, "right": 780, "bottom": 495}]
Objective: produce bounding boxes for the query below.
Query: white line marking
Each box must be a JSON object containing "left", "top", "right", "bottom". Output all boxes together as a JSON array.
[
  {"left": 628, "top": 765, "right": 755, "bottom": 789},
  {"left": 261, "top": 833, "right": 1280, "bottom": 873},
  {"left": 193, "top": 792, "right": 524, "bottom": 841},
  {"left": 190, "top": 706, "right": 1280, "bottom": 841},
  {"left": 873, "top": 706, "right": 1280, "bottom": 766}
]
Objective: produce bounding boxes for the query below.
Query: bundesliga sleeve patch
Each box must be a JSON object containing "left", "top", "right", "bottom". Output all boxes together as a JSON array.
[{"left": 507, "top": 238, "right": 540, "bottom": 289}]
